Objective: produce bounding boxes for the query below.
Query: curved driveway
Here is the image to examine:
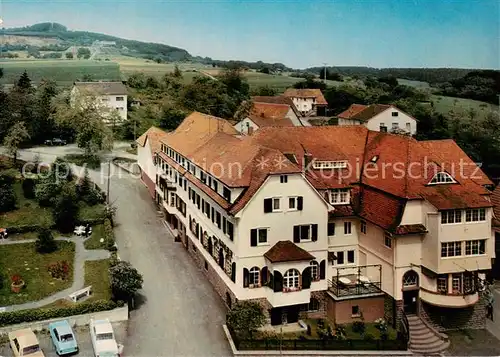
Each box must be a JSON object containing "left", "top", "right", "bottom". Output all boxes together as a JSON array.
[{"left": 16, "top": 146, "right": 232, "bottom": 357}]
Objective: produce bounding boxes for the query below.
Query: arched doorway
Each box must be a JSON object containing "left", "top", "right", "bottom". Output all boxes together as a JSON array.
[{"left": 402, "top": 270, "right": 419, "bottom": 314}]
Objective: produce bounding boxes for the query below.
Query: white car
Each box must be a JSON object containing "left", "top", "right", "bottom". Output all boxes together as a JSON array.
[
  {"left": 89, "top": 319, "right": 120, "bottom": 357},
  {"left": 8, "top": 328, "right": 45, "bottom": 357}
]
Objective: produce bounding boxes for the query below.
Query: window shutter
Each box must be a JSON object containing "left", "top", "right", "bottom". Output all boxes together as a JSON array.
[
  {"left": 273, "top": 271, "right": 283, "bottom": 292},
  {"left": 261, "top": 267, "right": 268, "bottom": 286},
  {"left": 302, "top": 267, "right": 312, "bottom": 289},
  {"left": 269, "top": 272, "right": 274, "bottom": 289},
  {"left": 243, "top": 268, "right": 249, "bottom": 287},
  {"left": 228, "top": 223, "right": 234, "bottom": 241},
  {"left": 250, "top": 229, "right": 257, "bottom": 247},
  {"left": 293, "top": 226, "right": 300, "bottom": 243},
  {"left": 264, "top": 198, "right": 272, "bottom": 213},
  {"left": 319, "top": 260, "right": 326, "bottom": 280},
  {"left": 312, "top": 224, "right": 318, "bottom": 241},
  {"left": 231, "top": 262, "right": 236, "bottom": 283},
  {"left": 297, "top": 196, "right": 303, "bottom": 211}
]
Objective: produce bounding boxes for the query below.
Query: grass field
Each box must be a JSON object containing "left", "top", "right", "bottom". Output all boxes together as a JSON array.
[
  {"left": 84, "top": 259, "right": 112, "bottom": 301},
  {"left": 397, "top": 78, "right": 430, "bottom": 89},
  {"left": 0, "top": 59, "right": 121, "bottom": 86},
  {"left": 431, "top": 95, "right": 498, "bottom": 119},
  {"left": 0, "top": 241, "right": 75, "bottom": 306}
]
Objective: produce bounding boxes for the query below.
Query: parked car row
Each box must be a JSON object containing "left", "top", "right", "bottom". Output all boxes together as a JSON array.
[
  {"left": 44, "top": 138, "right": 67, "bottom": 146},
  {"left": 8, "top": 319, "right": 121, "bottom": 357}
]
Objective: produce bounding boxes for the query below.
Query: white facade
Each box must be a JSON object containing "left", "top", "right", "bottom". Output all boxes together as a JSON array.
[
  {"left": 70, "top": 86, "right": 127, "bottom": 123},
  {"left": 137, "top": 137, "right": 156, "bottom": 181},
  {"left": 290, "top": 97, "right": 316, "bottom": 114},
  {"left": 233, "top": 107, "right": 305, "bottom": 134},
  {"left": 339, "top": 107, "right": 417, "bottom": 136}
]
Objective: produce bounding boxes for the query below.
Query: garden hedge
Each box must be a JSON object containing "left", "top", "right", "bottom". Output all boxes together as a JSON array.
[
  {"left": 0, "top": 299, "right": 124, "bottom": 327},
  {"left": 103, "top": 218, "right": 117, "bottom": 252}
]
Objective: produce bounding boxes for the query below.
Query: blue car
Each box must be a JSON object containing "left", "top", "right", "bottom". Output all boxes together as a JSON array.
[{"left": 48, "top": 320, "right": 78, "bottom": 355}]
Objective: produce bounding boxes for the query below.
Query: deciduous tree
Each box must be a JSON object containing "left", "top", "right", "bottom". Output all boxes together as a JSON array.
[
  {"left": 226, "top": 301, "right": 266, "bottom": 338},
  {"left": 109, "top": 261, "right": 143, "bottom": 300},
  {"left": 3, "top": 121, "right": 30, "bottom": 164}
]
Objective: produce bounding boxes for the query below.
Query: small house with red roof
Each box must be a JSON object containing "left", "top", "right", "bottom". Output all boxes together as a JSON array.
[
  {"left": 338, "top": 103, "right": 417, "bottom": 136},
  {"left": 283, "top": 88, "right": 328, "bottom": 117}
]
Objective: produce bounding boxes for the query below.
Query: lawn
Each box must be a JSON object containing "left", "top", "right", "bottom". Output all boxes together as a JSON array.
[
  {"left": 0, "top": 241, "right": 75, "bottom": 306},
  {"left": 431, "top": 94, "right": 499, "bottom": 120},
  {"left": 84, "top": 259, "right": 112, "bottom": 301},
  {"left": 79, "top": 203, "right": 106, "bottom": 221},
  {"left": 447, "top": 329, "right": 500, "bottom": 356},
  {"left": 83, "top": 224, "right": 105, "bottom": 250},
  {"left": 0, "top": 59, "right": 121, "bottom": 86},
  {"left": 0, "top": 182, "right": 53, "bottom": 228},
  {"left": 63, "top": 154, "right": 102, "bottom": 169}
]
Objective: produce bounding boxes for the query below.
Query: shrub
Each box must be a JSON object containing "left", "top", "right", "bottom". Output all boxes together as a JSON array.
[
  {"left": 352, "top": 320, "right": 365, "bottom": 334},
  {"left": 306, "top": 324, "right": 312, "bottom": 336},
  {"left": 103, "top": 218, "right": 116, "bottom": 251},
  {"left": 227, "top": 301, "right": 266, "bottom": 339},
  {"left": 0, "top": 300, "right": 121, "bottom": 327},
  {"left": 364, "top": 333, "right": 375, "bottom": 341},
  {"left": 109, "top": 261, "right": 143, "bottom": 301},
  {"left": 36, "top": 228, "right": 57, "bottom": 253},
  {"left": 22, "top": 178, "right": 36, "bottom": 199},
  {"left": 76, "top": 169, "right": 104, "bottom": 205},
  {"left": 52, "top": 184, "right": 79, "bottom": 233},
  {"left": 47, "top": 261, "right": 70, "bottom": 280},
  {"left": 35, "top": 181, "right": 61, "bottom": 207},
  {"left": 0, "top": 183, "right": 16, "bottom": 213},
  {"left": 334, "top": 324, "right": 346, "bottom": 340}
]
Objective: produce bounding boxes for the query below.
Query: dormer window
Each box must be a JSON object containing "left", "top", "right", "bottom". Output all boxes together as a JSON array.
[
  {"left": 330, "top": 189, "right": 350, "bottom": 205},
  {"left": 313, "top": 161, "right": 348, "bottom": 169},
  {"left": 429, "top": 172, "right": 456, "bottom": 184}
]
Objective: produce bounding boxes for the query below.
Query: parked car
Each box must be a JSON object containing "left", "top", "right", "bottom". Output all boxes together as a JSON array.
[
  {"left": 44, "top": 138, "right": 67, "bottom": 146},
  {"left": 48, "top": 320, "right": 78, "bottom": 355},
  {"left": 89, "top": 319, "right": 120, "bottom": 357},
  {"left": 8, "top": 328, "right": 45, "bottom": 357}
]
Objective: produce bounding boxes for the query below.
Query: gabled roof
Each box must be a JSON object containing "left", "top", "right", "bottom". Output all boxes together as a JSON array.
[
  {"left": 136, "top": 126, "right": 169, "bottom": 159},
  {"left": 283, "top": 88, "right": 328, "bottom": 105},
  {"left": 492, "top": 185, "right": 500, "bottom": 229},
  {"left": 251, "top": 96, "right": 301, "bottom": 117},
  {"left": 351, "top": 104, "right": 391, "bottom": 122},
  {"left": 264, "top": 241, "right": 314, "bottom": 263},
  {"left": 337, "top": 104, "right": 368, "bottom": 119},
  {"left": 246, "top": 102, "right": 295, "bottom": 128},
  {"left": 73, "top": 81, "right": 127, "bottom": 95}
]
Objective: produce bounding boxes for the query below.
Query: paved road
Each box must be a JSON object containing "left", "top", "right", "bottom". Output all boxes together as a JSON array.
[
  {"left": 16, "top": 146, "right": 232, "bottom": 357},
  {"left": 486, "top": 282, "right": 500, "bottom": 339}
]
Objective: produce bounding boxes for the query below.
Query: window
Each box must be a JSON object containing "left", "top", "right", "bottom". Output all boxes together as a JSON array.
[
  {"left": 283, "top": 269, "right": 300, "bottom": 289},
  {"left": 227, "top": 222, "right": 234, "bottom": 241},
  {"left": 403, "top": 271, "right": 418, "bottom": 287},
  {"left": 289, "top": 197, "right": 297, "bottom": 210},
  {"left": 465, "top": 239, "right": 486, "bottom": 255},
  {"left": 360, "top": 220, "right": 367, "bottom": 234},
  {"left": 223, "top": 187, "right": 231, "bottom": 202},
  {"left": 441, "top": 241, "right": 462, "bottom": 257},
  {"left": 280, "top": 175, "right": 288, "bottom": 183},
  {"left": 310, "top": 261, "right": 319, "bottom": 281},
  {"left": 116, "top": 96, "right": 124, "bottom": 101},
  {"left": 452, "top": 274, "right": 461, "bottom": 294},
  {"left": 392, "top": 123, "right": 399, "bottom": 129},
  {"left": 406, "top": 122, "right": 411, "bottom": 131},
  {"left": 380, "top": 123, "right": 387, "bottom": 132},
  {"left": 430, "top": 172, "right": 456, "bottom": 184},
  {"left": 312, "top": 161, "right": 348, "bottom": 169},
  {"left": 257, "top": 228, "right": 268, "bottom": 245},
  {"left": 352, "top": 305, "right": 360, "bottom": 317},
  {"left": 223, "top": 217, "right": 227, "bottom": 234},
  {"left": 347, "top": 250, "right": 355, "bottom": 263},
  {"left": 272, "top": 198, "right": 281, "bottom": 211},
  {"left": 330, "top": 189, "right": 349, "bottom": 204},
  {"left": 384, "top": 233, "right": 392, "bottom": 248},
  {"left": 465, "top": 208, "right": 486, "bottom": 222},
  {"left": 213, "top": 180, "right": 218, "bottom": 192},
  {"left": 308, "top": 298, "right": 320, "bottom": 311},
  {"left": 391, "top": 111, "right": 399, "bottom": 117},
  {"left": 336, "top": 251, "right": 344, "bottom": 265},
  {"left": 249, "top": 267, "right": 260, "bottom": 287},
  {"left": 344, "top": 222, "right": 352, "bottom": 235},
  {"left": 437, "top": 276, "right": 447, "bottom": 293},
  {"left": 216, "top": 212, "right": 222, "bottom": 229},
  {"left": 294, "top": 224, "right": 318, "bottom": 242},
  {"left": 327, "top": 222, "right": 335, "bottom": 236},
  {"left": 441, "top": 209, "right": 462, "bottom": 224}
]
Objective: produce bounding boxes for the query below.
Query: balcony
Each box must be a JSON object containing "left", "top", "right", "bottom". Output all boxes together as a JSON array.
[
  {"left": 420, "top": 287, "right": 479, "bottom": 308},
  {"left": 328, "top": 264, "right": 383, "bottom": 300},
  {"left": 159, "top": 174, "right": 176, "bottom": 191}
]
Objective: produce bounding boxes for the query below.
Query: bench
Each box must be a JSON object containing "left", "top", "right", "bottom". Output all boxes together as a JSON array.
[{"left": 69, "top": 286, "right": 92, "bottom": 302}]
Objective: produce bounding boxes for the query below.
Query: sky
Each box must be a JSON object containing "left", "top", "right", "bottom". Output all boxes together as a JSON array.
[{"left": 0, "top": 0, "right": 498, "bottom": 69}]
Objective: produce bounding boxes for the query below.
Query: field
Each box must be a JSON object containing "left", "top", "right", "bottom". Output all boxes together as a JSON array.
[
  {"left": 0, "top": 59, "right": 121, "bottom": 86},
  {"left": 397, "top": 78, "right": 430, "bottom": 89},
  {"left": 431, "top": 95, "right": 498, "bottom": 119}
]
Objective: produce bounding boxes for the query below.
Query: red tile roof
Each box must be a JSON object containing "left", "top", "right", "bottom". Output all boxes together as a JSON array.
[
  {"left": 492, "top": 185, "right": 500, "bottom": 229},
  {"left": 264, "top": 241, "right": 314, "bottom": 263},
  {"left": 283, "top": 89, "right": 328, "bottom": 105},
  {"left": 251, "top": 96, "right": 301, "bottom": 117},
  {"left": 337, "top": 104, "right": 368, "bottom": 119},
  {"left": 136, "top": 127, "right": 169, "bottom": 159},
  {"left": 394, "top": 224, "right": 428, "bottom": 235}
]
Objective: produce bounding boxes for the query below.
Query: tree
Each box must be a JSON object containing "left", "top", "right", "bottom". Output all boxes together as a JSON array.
[
  {"left": 22, "top": 178, "right": 36, "bottom": 199},
  {"left": 158, "top": 105, "right": 188, "bottom": 130},
  {"left": 52, "top": 183, "right": 79, "bottom": 233},
  {"left": 0, "top": 183, "right": 16, "bottom": 213},
  {"left": 65, "top": 52, "right": 74, "bottom": 59},
  {"left": 233, "top": 100, "right": 252, "bottom": 122},
  {"left": 82, "top": 74, "right": 93, "bottom": 82},
  {"left": 17, "top": 71, "right": 32, "bottom": 91},
  {"left": 226, "top": 301, "right": 266, "bottom": 338},
  {"left": 293, "top": 77, "right": 326, "bottom": 90},
  {"left": 3, "top": 122, "right": 31, "bottom": 164},
  {"left": 109, "top": 261, "right": 143, "bottom": 300},
  {"left": 218, "top": 67, "right": 250, "bottom": 100},
  {"left": 36, "top": 228, "right": 57, "bottom": 253},
  {"left": 251, "top": 86, "right": 276, "bottom": 96},
  {"left": 77, "top": 168, "right": 103, "bottom": 205},
  {"left": 173, "top": 65, "right": 182, "bottom": 78},
  {"left": 77, "top": 47, "right": 91, "bottom": 59}
]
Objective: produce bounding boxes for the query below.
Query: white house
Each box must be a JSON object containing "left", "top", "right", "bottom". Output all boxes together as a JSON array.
[
  {"left": 283, "top": 88, "right": 328, "bottom": 116},
  {"left": 337, "top": 104, "right": 417, "bottom": 136},
  {"left": 71, "top": 82, "right": 128, "bottom": 123},
  {"left": 234, "top": 101, "right": 306, "bottom": 135},
  {"left": 136, "top": 126, "right": 169, "bottom": 200},
  {"left": 147, "top": 113, "right": 495, "bottom": 353}
]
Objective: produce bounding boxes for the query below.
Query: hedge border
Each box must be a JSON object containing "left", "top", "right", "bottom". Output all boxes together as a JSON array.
[{"left": 0, "top": 299, "right": 124, "bottom": 327}]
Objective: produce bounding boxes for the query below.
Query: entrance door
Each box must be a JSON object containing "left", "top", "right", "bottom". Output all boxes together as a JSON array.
[
  {"left": 403, "top": 290, "right": 419, "bottom": 314},
  {"left": 270, "top": 308, "right": 282, "bottom": 326},
  {"left": 286, "top": 306, "right": 299, "bottom": 324}
]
